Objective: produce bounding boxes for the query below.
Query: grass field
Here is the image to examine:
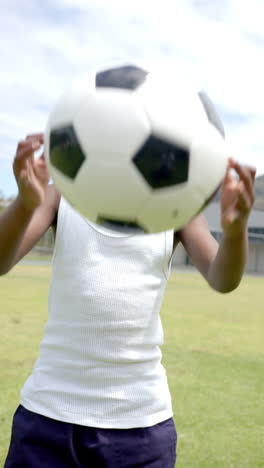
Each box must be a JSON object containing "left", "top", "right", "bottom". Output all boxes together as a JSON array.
[{"left": 0, "top": 264, "right": 263, "bottom": 467}]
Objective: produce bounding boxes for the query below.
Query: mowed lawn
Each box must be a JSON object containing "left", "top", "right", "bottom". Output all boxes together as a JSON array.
[{"left": 0, "top": 264, "right": 263, "bottom": 467}]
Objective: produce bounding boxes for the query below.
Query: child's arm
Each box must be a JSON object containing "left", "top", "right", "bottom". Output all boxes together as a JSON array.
[
  {"left": 178, "top": 159, "right": 256, "bottom": 293},
  {"left": 0, "top": 134, "right": 60, "bottom": 275}
]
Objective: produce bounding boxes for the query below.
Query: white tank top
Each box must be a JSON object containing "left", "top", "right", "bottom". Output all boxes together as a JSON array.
[{"left": 21, "top": 198, "right": 174, "bottom": 428}]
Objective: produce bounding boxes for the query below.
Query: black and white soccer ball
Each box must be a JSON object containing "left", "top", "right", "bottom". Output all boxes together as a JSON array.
[{"left": 44, "top": 64, "right": 228, "bottom": 233}]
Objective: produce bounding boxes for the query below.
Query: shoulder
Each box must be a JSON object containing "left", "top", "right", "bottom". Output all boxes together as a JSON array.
[
  {"left": 177, "top": 214, "right": 210, "bottom": 241},
  {"left": 174, "top": 214, "right": 213, "bottom": 252},
  {"left": 173, "top": 214, "right": 206, "bottom": 247}
]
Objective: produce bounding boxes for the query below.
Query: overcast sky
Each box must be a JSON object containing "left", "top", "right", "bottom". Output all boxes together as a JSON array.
[{"left": 0, "top": 0, "right": 263, "bottom": 197}]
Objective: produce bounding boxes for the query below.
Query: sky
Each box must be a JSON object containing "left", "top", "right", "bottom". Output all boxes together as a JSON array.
[{"left": 0, "top": 0, "right": 263, "bottom": 197}]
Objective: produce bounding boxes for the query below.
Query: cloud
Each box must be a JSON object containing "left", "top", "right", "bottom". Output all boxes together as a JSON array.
[{"left": 0, "top": 0, "right": 264, "bottom": 196}]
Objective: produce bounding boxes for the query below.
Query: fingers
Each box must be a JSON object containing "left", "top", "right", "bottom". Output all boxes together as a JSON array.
[
  {"left": 14, "top": 134, "right": 44, "bottom": 170},
  {"left": 228, "top": 158, "right": 256, "bottom": 189},
  {"left": 15, "top": 140, "right": 40, "bottom": 160},
  {"left": 13, "top": 135, "right": 45, "bottom": 194},
  {"left": 13, "top": 142, "right": 39, "bottom": 180},
  {"left": 237, "top": 181, "right": 254, "bottom": 213},
  {"left": 38, "top": 152, "right": 46, "bottom": 163},
  {"left": 225, "top": 158, "right": 256, "bottom": 203},
  {"left": 221, "top": 158, "right": 256, "bottom": 227},
  {"left": 222, "top": 159, "right": 256, "bottom": 236},
  {"left": 26, "top": 133, "right": 44, "bottom": 144}
]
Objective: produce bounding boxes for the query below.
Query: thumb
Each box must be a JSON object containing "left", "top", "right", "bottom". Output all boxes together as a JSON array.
[
  {"left": 37, "top": 153, "right": 48, "bottom": 167},
  {"left": 223, "top": 165, "right": 238, "bottom": 187}
]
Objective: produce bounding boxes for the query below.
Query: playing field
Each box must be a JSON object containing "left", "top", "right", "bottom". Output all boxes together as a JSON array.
[{"left": 0, "top": 264, "right": 263, "bottom": 467}]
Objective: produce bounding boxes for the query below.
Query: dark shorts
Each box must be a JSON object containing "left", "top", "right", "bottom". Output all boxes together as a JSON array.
[{"left": 4, "top": 405, "right": 177, "bottom": 467}]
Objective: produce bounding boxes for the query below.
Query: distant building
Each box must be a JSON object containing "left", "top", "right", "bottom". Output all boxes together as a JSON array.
[{"left": 172, "top": 202, "right": 264, "bottom": 274}]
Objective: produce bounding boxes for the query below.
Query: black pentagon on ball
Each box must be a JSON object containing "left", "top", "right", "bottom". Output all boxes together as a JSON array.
[
  {"left": 132, "top": 135, "right": 189, "bottom": 189},
  {"left": 96, "top": 65, "right": 148, "bottom": 91},
  {"left": 49, "top": 125, "right": 86, "bottom": 179}
]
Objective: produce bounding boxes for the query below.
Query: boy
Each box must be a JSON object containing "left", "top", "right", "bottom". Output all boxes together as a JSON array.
[{"left": 1, "top": 133, "right": 255, "bottom": 467}]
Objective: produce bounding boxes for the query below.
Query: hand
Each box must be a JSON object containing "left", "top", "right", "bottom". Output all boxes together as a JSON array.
[
  {"left": 13, "top": 133, "right": 49, "bottom": 213},
  {"left": 221, "top": 158, "right": 256, "bottom": 238}
]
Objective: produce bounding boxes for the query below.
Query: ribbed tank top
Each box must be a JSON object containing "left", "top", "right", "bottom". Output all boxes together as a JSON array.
[{"left": 21, "top": 198, "right": 174, "bottom": 428}]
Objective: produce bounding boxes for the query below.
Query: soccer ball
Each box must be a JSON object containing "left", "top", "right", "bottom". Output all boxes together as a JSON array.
[{"left": 44, "top": 64, "right": 228, "bottom": 233}]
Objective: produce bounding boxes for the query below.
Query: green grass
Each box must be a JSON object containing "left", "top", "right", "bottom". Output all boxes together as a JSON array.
[
  {"left": 0, "top": 266, "right": 264, "bottom": 467},
  {"left": 163, "top": 272, "right": 264, "bottom": 467},
  {"left": 0, "top": 265, "right": 50, "bottom": 464}
]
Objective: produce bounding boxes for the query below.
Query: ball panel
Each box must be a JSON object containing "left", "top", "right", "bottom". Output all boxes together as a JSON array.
[
  {"left": 48, "top": 165, "right": 95, "bottom": 220},
  {"left": 46, "top": 75, "right": 95, "bottom": 128},
  {"left": 137, "top": 78, "right": 208, "bottom": 147},
  {"left": 65, "top": 161, "right": 150, "bottom": 222},
  {"left": 138, "top": 184, "right": 205, "bottom": 233},
  {"left": 96, "top": 65, "right": 148, "bottom": 90},
  {"left": 195, "top": 185, "right": 221, "bottom": 217},
  {"left": 73, "top": 90, "right": 151, "bottom": 164},
  {"left": 133, "top": 135, "right": 189, "bottom": 189},
  {"left": 49, "top": 125, "right": 86, "bottom": 179},
  {"left": 188, "top": 125, "right": 228, "bottom": 198}
]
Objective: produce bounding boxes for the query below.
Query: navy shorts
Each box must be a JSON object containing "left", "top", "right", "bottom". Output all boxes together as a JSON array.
[{"left": 4, "top": 405, "right": 177, "bottom": 467}]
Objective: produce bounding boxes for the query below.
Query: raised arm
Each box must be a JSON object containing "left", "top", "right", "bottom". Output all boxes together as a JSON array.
[
  {"left": 177, "top": 159, "right": 256, "bottom": 293},
  {"left": 0, "top": 134, "right": 60, "bottom": 275}
]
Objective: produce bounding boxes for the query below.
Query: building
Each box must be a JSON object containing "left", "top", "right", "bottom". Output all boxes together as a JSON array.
[{"left": 172, "top": 202, "right": 264, "bottom": 274}]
